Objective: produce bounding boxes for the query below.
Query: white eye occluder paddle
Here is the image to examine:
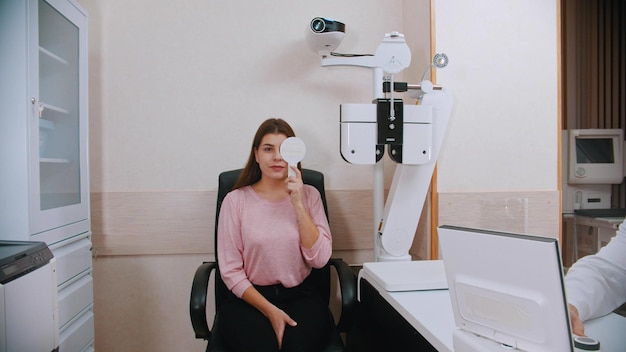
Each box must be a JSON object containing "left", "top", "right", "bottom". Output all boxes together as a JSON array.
[{"left": 280, "top": 137, "right": 306, "bottom": 177}]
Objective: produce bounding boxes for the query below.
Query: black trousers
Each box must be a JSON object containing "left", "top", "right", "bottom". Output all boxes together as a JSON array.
[{"left": 213, "top": 276, "right": 334, "bottom": 352}]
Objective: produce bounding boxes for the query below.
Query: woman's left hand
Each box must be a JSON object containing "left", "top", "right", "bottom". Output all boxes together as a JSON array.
[
  {"left": 286, "top": 165, "right": 321, "bottom": 249},
  {"left": 286, "top": 165, "right": 305, "bottom": 207}
]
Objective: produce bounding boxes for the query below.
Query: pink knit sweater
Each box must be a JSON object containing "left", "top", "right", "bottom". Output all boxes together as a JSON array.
[{"left": 217, "top": 185, "right": 333, "bottom": 298}]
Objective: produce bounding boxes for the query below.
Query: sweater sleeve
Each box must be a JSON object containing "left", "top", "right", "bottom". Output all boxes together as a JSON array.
[
  {"left": 217, "top": 192, "right": 252, "bottom": 298},
  {"left": 300, "top": 185, "right": 333, "bottom": 268},
  {"left": 565, "top": 219, "right": 626, "bottom": 321}
]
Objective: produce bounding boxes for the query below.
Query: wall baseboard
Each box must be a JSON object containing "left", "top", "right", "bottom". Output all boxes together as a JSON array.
[
  {"left": 92, "top": 190, "right": 560, "bottom": 258},
  {"left": 437, "top": 191, "right": 561, "bottom": 240},
  {"left": 91, "top": 190, "right": 376, "bottom": 257}
]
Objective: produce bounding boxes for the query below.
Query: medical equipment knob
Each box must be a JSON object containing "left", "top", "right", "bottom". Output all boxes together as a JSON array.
[{"left": 433, "top": 53, "right": 449, "bottom": 68}]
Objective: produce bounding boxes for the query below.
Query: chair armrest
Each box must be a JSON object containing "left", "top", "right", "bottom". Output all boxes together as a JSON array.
[
  {"left": 190, "top": 261, "right": 218, "bottom": 340},
  {"left": 328, "top": 258, "right": 357, "bottom": 332}
]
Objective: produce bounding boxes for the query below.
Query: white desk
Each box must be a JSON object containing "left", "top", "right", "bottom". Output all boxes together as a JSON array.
[
  {"left": 357, "top": 261, "right": 626, "bottom": 352},
  {"left": 376, "top": 287, "right": 454, "bottom": 351},
  {"left": 585, "top": 313, "right": 626, "bottom": 352}
]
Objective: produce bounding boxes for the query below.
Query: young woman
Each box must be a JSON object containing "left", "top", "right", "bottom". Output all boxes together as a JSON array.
[{"left": 214, "top": 118, "right": 334, "bottom": 351}]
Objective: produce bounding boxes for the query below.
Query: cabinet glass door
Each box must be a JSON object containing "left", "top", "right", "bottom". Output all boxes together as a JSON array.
[
  {"left": 30, "top": 0, "right": 88, "bottom": 236},
  {"left": 38, "top": 0, "right": 80, "bottom": 210}
]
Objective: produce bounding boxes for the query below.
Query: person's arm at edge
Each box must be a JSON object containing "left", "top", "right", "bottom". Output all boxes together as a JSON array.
[{"left": 565, "top": 220, "right": 626, "bottom": 335}]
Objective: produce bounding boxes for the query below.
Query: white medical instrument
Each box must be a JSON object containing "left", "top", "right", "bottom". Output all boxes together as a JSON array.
[
  {"left": 280, "top": 137, "right": 306, "bottom": 178},
  {"left": 307, "top": 18, "right": 453, "bottom": 261},
  {"left": 438, "top": 225, "right": 585, "bottom": 352}
]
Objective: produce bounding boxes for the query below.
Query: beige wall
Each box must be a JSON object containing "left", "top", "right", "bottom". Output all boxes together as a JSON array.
[
  {"left": 80, "top": 0, "right": 431, "bottom": 350},
  {"left": 433, "top": 0, "right": 561, "bottom": 243},
  {"left": 78, "top": 0, "right": 560, "bottom": 350},
  {"left": 92, "top": 254, "right": 208, "bottom": 352},
  {"left": 84, "top": 0, "right": 416, "bottom": 193},
  {"left": 435, "top": 0, "right": 559, "bottom": 193}
]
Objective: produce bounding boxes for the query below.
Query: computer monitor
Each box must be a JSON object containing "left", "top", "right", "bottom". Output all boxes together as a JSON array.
[
  {"left": 568, "top": 128, "right": 624, "bottom": 184},
  {"left": 438, "top": 225, "right": 574, "bottom": 352}
]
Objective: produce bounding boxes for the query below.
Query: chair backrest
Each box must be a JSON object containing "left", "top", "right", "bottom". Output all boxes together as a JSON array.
[{"left": 214, "top": 169, "right": 331, "bottom": 308}]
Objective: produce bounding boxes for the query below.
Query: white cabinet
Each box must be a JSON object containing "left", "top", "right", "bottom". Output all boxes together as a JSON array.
[{"left": 0, "top": 0, "right": 93, "bottom": 350}]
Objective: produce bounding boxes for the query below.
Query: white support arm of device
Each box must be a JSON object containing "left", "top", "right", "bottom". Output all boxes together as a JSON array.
[{"left": 377, "top": 87, "right": 452, "bottom": 261}]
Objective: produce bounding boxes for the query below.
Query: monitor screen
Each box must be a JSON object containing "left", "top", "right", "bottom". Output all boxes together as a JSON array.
[
  {"left": 438, "top": 225, "right": 573, "bottom": 352},
  {"left": 576, "top": 138, "right": 614, "bottom": 163},
  {"left": 568, "top": 129, "right": 624, "bottom": 184}
]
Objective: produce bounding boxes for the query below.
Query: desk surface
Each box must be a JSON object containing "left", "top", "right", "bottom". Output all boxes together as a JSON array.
[
  {"left": 585, "top": 313, "right": 626, "bottom": 352},
  {"left": 360, "top": 261, "right": 626, "bottom": 352},
  {"left": 564, "top": 212, "right": 625, "bottom": 227},
  {"left": 573, "top": 208, "right": 626, "bottom": 219}
]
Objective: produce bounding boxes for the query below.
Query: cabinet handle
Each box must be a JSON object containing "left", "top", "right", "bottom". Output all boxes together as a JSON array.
[{"left": 31, "top": 97, "right": 44, "bottom": 118}]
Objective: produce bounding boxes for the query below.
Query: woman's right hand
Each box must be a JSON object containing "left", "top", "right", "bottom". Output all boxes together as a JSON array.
[
  {"left": 241, "top": 286, "right": 298, "bottom": 350},
  {"left": 266, "top": 306, "right": 298, "bottom": 349}
]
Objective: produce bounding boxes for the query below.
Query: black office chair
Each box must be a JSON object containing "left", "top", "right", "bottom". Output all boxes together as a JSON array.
[{"left": 190, "top": 169, "right": 357, "bottom": 352}]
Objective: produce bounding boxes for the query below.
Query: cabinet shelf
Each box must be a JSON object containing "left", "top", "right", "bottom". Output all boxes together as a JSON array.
[
  {"left": 39, "top": 46, "right": 69, "bottom": 66},
  {"left": 41, "top": 157, "right": 70, "bottom": 164},
  {"left": 41, "top": 102, "right": 70, "bottom": 116}
]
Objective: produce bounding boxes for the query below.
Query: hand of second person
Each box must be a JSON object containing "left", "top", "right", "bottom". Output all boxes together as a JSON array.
[{"left": 568, "top": 303, "right": 585, "bottom": 337}]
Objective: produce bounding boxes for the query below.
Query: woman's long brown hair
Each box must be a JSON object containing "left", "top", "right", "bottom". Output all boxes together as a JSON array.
[{"left": 232, "top": 118, "right": 300, "bottom": 190}]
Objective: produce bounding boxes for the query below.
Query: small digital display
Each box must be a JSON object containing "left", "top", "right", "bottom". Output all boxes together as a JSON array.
[
  {"left": 575, "top": 138, "right": 614, "bottom": 163},
  {"left": 2, "top": 264, "right": 18, "bottom": 276}
]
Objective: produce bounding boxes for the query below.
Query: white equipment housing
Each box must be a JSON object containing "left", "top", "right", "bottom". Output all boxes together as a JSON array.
[
  {"left": 314, "top": 26, "right": 453, "bottom": 261},
  {"left": 567, "top": 129, "right": 624, "bottom": 185},
  {"left": 561, "top": 129, "right": 626, "bottom": 213},
  {"left": 438, "top": 225, "right": 574, "bottom": 352}
]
